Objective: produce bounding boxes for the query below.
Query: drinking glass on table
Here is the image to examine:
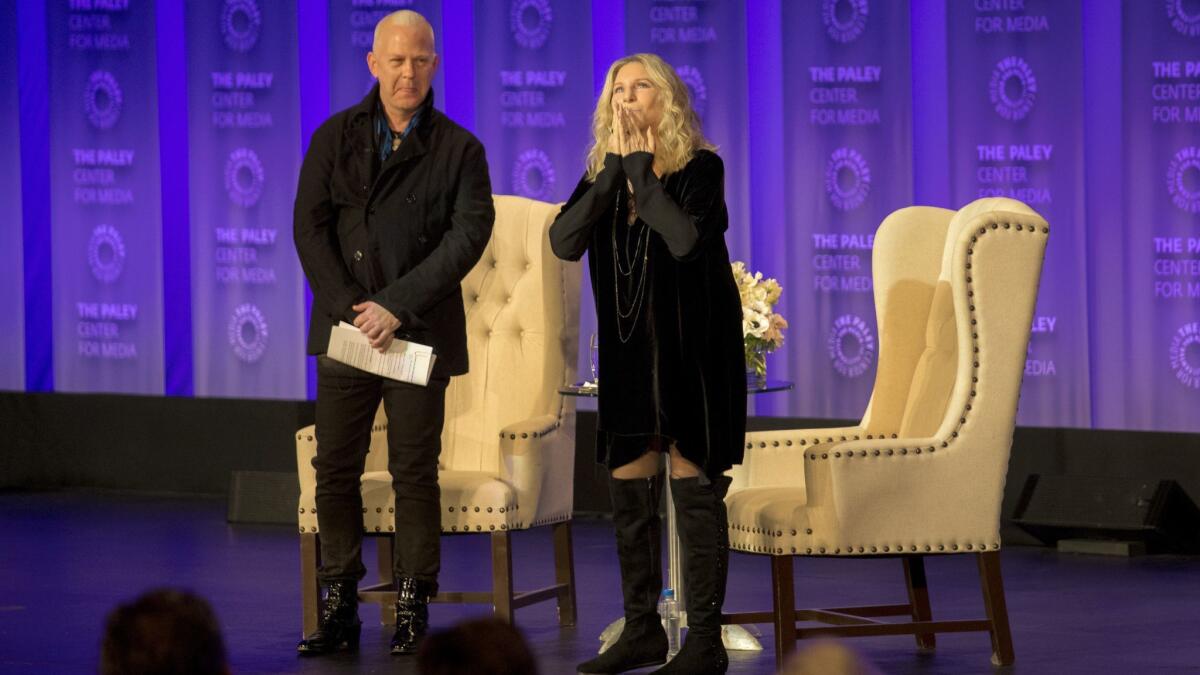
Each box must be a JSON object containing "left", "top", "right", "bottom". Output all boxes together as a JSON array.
[{"left": 589, "top": 333, "right": 599, "bottom": 384}]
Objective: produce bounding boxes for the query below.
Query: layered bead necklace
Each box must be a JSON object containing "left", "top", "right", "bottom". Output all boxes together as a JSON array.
[{"left": 611, "top": 183, "right": 651, "bottom": 344}]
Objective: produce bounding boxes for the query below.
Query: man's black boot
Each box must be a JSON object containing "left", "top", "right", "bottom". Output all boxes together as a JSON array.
[
  {"left": 577, "top": 474, "right": 669, "bottom": 674},
  {"left": 297, "top": 580, "right": 361, "bottom": 655},
  {"left": 390, "top": 577, "right": 437, "bottom": 655}
]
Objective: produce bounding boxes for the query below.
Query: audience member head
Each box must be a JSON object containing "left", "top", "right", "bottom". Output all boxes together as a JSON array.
[
  {"left": 777, "top": 640, "right": 881, "bottom": 675},
  {"left": 100, "top": 588, "right": 229, "bottom": 675},
  {"left": 416, "top": 617, "right": 538, "bottom": 675}
]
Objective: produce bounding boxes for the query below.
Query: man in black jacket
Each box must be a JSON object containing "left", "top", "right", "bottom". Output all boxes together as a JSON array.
[{"left": 293, "top": 10, "right": 493, "bottom": 657}]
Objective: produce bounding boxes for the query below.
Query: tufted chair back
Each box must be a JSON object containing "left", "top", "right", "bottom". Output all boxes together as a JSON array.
[
  {"left": 724, "top": 198, "right": 1048, "bottom": 667},
  {"left": 440, "top": 195, "right": 579, "bottom": 474}
]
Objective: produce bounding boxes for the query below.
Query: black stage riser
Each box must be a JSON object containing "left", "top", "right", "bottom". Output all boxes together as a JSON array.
[{"left": 4, "top": 392, "right": 1200, "bottom": 546}]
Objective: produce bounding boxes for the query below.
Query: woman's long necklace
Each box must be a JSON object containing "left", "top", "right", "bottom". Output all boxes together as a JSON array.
[{"left": 612, "top": 187, "right": 651, "bottom": 344}]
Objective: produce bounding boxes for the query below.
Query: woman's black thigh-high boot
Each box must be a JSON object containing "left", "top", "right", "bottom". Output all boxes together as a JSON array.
[
  {"left": 577, "top": 474, "right": 669, "bottom": 674},
  {"left": 651, "top": 475, "right": 732, "bottom": 674}
]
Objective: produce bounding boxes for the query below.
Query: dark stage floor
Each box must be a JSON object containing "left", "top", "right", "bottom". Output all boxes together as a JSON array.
[{"left": 1, "top": 491, "right": 1198, "bottom": 674}]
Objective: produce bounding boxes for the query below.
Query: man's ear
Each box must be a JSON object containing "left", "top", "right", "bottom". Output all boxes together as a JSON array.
[{"left": 366, "top": 51, "right": 379, "bottom": 79}]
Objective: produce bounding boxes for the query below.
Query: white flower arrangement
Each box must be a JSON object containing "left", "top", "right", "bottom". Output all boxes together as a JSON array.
[{"left": 731, "top": 261, "right": 787, "bottom": 381}]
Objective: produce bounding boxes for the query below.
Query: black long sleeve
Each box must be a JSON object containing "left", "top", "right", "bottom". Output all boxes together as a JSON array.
[
  {"left": 623, "top": 150, "right": 726, "bottom": 260},
  {"left": 549, "top": 153, "right": 624, "bottom": 261}
]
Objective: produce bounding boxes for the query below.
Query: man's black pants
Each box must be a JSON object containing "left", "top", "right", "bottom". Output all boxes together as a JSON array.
[{"left": 313, "top": 355, "right": 448, "bottom": 588}]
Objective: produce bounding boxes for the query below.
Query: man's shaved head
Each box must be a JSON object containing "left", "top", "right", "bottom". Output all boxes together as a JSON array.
[{"left": 373, "top": 10, "right": 435, "bottom": 54}]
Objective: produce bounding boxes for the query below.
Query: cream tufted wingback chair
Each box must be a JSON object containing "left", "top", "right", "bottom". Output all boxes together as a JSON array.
[
  {"left": 723, "top": 198, "right": 1048, "bottom": 667},
  {"left": 296, "top": 195, "right": 582, "bottom": 634}
]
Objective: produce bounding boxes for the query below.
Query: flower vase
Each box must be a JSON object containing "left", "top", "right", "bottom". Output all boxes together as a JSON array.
[{"left": 745, "top": 343, "right": 767, "bottom": 388}]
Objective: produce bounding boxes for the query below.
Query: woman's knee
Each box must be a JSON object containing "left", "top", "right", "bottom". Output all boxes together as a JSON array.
[
  {"left": 610, "top": 448, "right": 661, "bottom": 479},
  {"left": 667, "top": 446, "right": 701, "bottom": 479}
]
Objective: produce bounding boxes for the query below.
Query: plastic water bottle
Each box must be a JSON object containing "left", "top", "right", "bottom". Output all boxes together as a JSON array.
[{"left": 659, "top": 588, "right": 680, "bottom": 657}]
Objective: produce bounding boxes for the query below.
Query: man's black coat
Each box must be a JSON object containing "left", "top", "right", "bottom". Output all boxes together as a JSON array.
[{"left": 294, "top": 87, "right": 494, "bottom": 378}]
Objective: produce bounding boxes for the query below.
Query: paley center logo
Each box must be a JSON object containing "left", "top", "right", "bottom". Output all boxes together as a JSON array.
[
  {"left": 225, "top": 147, "right": 265, "bottom": 208},
  {"left": 222, "top": 0, "right": 262, "bottom": 53},
  {"left": 513, "top": 148, "right": 556, "bottom": 200},
  {"left": 1166, "top": 147, "right": 1200, "bottom": 214},
  {"left": 990, "top": 57, "right": 1037, "bottom": 122},
  {"left": 1170, "top": 322, "right": 1200, "bottom": 389},
  {"left": 1167, "top": 0, "right": 1200, "bottom": 38},
  {"left": 84, "top": 70, "right": 122, "bottom": 130},
  {"left": 823, "top": 0, "right": 868, "bottom": 43},
  {"left": 88, "top": 224, "right": 126, "bottom": 283},
  {"left": 828, "top": 314, "right": 876, "bottom": 378},
  {"left": 510, "top": 0, "right": 552, "bottom": 50},
  {"left": 228, "top": 303, "right": 269, "bottom": 363},
  {"left": 675, "top": 65, "right": 707, "bottom": 118},
  {"left": 825, "top": 147, "right": 871, "bottom": 211}
]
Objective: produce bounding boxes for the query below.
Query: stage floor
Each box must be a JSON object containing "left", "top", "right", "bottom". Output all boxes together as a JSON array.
[{"left": 1, "top": 491, "right": 1198, "bottom": 674}]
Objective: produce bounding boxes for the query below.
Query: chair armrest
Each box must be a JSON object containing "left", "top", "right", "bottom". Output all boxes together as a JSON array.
[
  {"left": 801, "top": 434, "right": 1007, "bottom": 551},
  {"left": 497, "top": 413, "right": 575, "bottom": 526},
  {"left": 728, "top": 426, "right": 865, "bottom": 491}
]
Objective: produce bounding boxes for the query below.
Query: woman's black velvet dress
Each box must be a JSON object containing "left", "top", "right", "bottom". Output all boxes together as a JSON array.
[{"left": 549, "top": 150, "right": 746, "bottom": 478}]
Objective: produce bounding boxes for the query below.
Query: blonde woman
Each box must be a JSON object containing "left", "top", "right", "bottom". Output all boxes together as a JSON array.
[{"left": 550, "top": 53, "right": 744, "bottom": 675}]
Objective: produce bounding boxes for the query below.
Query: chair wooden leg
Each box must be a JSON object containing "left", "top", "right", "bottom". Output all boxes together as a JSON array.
[
  {"left": 377, "top": 536, "right": 396, "bottom": 624},
  {"left": 903, "top": 555, "right": 936, "bottom": 651},
  {"left": 552, "top": 521, "right": 577, "bottom": 627},
  {"left": 491, "top": 530, "right": 514, "bottom": 623},
  {"left": 771, "top": 554, "right": 798, "bottom": 667},
  {"left": 300, "top": 533, "right": 320, "bottom": 637},
  {"left": 977, "top": 551, "right": 1015, "bottom": 666}
]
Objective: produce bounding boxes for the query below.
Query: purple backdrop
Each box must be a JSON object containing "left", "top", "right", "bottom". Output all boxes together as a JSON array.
[
  {"left": 48, "top": 0, "right": 164, "bottom": 394},
  {"left": 186, "top": 0, "right": 305, "bottom": 398},
  {"left": 0, "top": 0, "right": 23, "bottom": 391},
  {"left": 1102, "top": 1, "right": 1200, "bottom": 431},
  {"left": 947, "top": 0, "right": 1090, "bottom": 427},
  {"left": 777, "top": 0, "right": 913, "bottom": 419},
  {"left": 328, "top": 0, "right": 444, "bottom": 115},
  {"left": 5, "top": 1, "right": 1197, "bottom": 433},
  {"left": 473, "top": 0, "right": 594, "bottom": 204},
  {"left": 623, "top": 0, "right": 750, "bottom": 265}
]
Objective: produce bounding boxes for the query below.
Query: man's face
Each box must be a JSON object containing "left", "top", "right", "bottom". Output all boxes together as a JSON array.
[{"left": 368, "top": 24, "right": 438, "bottom": 120}]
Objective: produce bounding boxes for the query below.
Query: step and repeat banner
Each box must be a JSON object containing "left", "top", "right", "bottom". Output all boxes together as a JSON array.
[
  {"left": 328, "top": 0, "right": 444, "bottom": 114},
  {"left": 947, "top": 0, "right": 1090, "bottom": 427},
  {"left": 473, "top": 0, "right": 593, "bottom": 204},
  {"left": 779, "top": 0, "right": 913, "bottom": 419},
  {"left": 48, "top": 0, "right": 164, "bottom": 394},
  {"left": 4, "top": 0, "right": 1198, "bottom": 432},
  {"left": 186, "top": 0, "right": 306, "bottom": 398},
  {"left": 1110, "top": 1, "right": 1200, "bottom": 429},
  {"left": 624, "top": 0, "right": 750, "bottom": 265},
  {"left": 0, "top": 0, "right": 23, "bottom": 391}
]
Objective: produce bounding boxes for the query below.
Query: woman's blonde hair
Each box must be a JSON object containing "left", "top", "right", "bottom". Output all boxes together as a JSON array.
[{"left": 585, "top": 53, "right": 715, "bottom": 181}]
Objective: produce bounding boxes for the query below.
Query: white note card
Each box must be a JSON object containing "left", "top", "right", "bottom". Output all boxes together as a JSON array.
[{"left": 327, "top": 322, "right": 436, "bottom": 386}]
